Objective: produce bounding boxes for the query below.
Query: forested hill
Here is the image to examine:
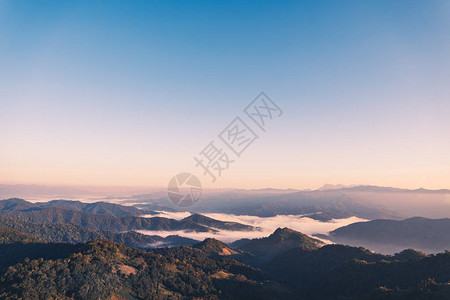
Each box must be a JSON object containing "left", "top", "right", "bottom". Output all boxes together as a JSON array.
[
  {"left": 0, "top": 226, "right": 448, "bottom": 299},
  {"left": 0, "top": 218, "right": 198, "bottom": 248},
  {"left": 0, "top": 230, "right": 293, "bottom": 299},
  {"left": 0, "top": 198, "right": 151, "bottom": 217},
  {"left": 0, "top": 198, "right": 255, "bottom": 232},
  {"left": 265, "top": 244, "right": 450, "bottom": 299},
  {"left": 231, "top": 227, "right": 324, "bottom": 263}
]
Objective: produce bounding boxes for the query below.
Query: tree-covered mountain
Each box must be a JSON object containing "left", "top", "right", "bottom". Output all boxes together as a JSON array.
[
  {"left": 0, "top": 218, "right": 198, "bottom": 248},
  {"left": 193, "top": 238, "right": 243, "bottom": 256},
  {"left": 0, "top": 233, "right": 293, "bottom": 299},
  {"left": 308, "top": 253, "right": 450, "bottom": 299},
  {"left": 0, "top": 198, "right": 151, "bottom": 217},
  {"left": 0, "top": 199, "right": 256, "bottom": 233},
  {"left": 0, "top": 225, "right": 41, "bottom": 244},
  {"left": 0, "top": 199, "right": 448, "bottom": 299},
  {"left": 323, "top": 217, "right": 450, "bottom": 254},
  {"left": 265, "top": 244, "right": 389, "bottom": 288},
  {"left": 231, "top": 227, "right": 324, "bottom": 264},
  {"left": 0, "top": 226, "right": 76, "bottom": 271},
  {"left": 0, "top": 225, "right": 448, "bottom": 299},
  {"left": 182, "top": 213, "right": 255, "bottom": 231},
  {"left": 265, "top": 242, "right": 449, "bottom": 299},
  {"left": 37, "top": 199, "right": 154, "bottom": 217},
  {"left": 0, "top": 198, "right": 37, "bottom": 211}
]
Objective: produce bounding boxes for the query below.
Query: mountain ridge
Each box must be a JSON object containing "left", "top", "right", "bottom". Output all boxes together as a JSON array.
[
  {"left": 0, "top": 198, "right": 256, "bottom": 233},
  {"left": 0, "top": 218, "right": 198, "bottom": 248},
  {"left": 0, "top": 224, "right": 448, "bottom": 299},
  {"left": 323, "top": 216, "right": 450, "bottom": 254},
  {"left": 231, "top": 227, "right": 324, "bottom": 264}
]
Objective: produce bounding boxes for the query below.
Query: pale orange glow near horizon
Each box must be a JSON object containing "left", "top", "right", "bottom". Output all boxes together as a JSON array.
[
  {"left": 1, "top": 1, "right": 449, "bottom": 192},
  {"left": 2, "top": 117, "right": 449, "bottom": 190},
  {"left": 1, "top": 162, "right": 449, "bottom": 191}
]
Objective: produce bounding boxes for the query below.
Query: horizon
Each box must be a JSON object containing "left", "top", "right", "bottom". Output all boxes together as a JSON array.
[{"left": 2, "top": 182, "right": 450, "bottom": 192}]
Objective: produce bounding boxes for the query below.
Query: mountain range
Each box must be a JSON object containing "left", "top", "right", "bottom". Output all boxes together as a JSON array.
[
  {"left": 0, "top": 198, "right": 152, "bottom": 217},
  {"left": 0, "top": 198, "right": 255, "bottom": 233},
  {"left": 0, "top": 218, "right": 198, "bottom": 249},
  {"left": 0, "top": 224, "right": 448, "bottom": 299},
  {"left": 131, "top": 185, "right": 450, "bottom": 219},
  {"left": 318, "top": 217, "right": 450, "bottom": 254},
  {"left": 4, "top": 184, "right": 449, "bottom": 220},
  {"left": 126, "top": 185, "right": 450, "bottom": 221},
  {"left": 0, "top": 193, "right": 448, "bottom": 298}
]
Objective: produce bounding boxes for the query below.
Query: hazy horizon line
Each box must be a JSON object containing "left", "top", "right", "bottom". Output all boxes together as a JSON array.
[{"left": 1, "top": 182, "right": 449, "bottom": 192}]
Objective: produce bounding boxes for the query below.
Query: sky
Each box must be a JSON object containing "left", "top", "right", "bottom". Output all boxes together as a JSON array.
[{"left": 1, "top": 0, "right": 449, "bottom": 190}]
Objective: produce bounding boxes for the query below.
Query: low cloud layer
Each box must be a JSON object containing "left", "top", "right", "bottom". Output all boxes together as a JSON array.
[{"left": 138, "top": 211, "right": 366, "bottom": 243}]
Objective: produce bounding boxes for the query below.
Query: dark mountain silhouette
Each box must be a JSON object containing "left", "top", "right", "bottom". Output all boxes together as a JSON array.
[
  {"left": 231, "top": 227, "right": 323, "bottom": 263},
  {"left": 0, "top": 226, "right": 77, "bottom": 271},
  {"left": 265, "top": 242, "right": 449, "bottom": 299},
  {"left": 394, "top": 248, "right": 429, "bottom": 262},
  {"left": 193, "top": 238, "right": 242, "bottom": 256},
  {"left": 323, "top": 217, "right": 450, "bottom": 254},
  {"left": 266, "top": 243, "right": 388, "bottom": 286}
]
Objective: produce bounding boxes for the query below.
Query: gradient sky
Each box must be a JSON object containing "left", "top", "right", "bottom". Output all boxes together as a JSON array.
[{"left": 1, "top": 0, "right": 449, "bottom": 189}]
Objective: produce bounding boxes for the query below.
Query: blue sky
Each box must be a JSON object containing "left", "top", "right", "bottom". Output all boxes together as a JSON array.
[{"left": 1, "top": 1, "right": 449, "bottom": 189}]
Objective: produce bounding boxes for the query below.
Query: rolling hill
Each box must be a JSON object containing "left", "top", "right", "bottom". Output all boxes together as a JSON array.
[{"left": 0, "top": 233, "right": 293, "bottom": 299}]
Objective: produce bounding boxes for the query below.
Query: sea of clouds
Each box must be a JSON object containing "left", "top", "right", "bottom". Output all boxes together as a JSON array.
[{"left": 138, "top": 211, "right": 367, "bottom": 243}]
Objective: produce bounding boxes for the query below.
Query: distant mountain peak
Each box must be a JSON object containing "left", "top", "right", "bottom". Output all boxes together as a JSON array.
[
  {"left": 234, "top": 228, "right": 324, "bottom": 263},
  {"left": 271, "top": 227, "right": 305, "bottom": 239},
  {"left": 193, "top": 238, "right": 240, "bottom": 256},
  {"left": 0, "top": 198, "right": 36, "bottom": 211},
  {"left": 269, "top": 228, "right": 324, "bottom": 245},
  {"left": 180, "top": 213, "right": 255, "bottom": 231},
  {"left": 182, "top": 213, "right": 214, "bottom": 222},
  {"left": 317, "top": 184, "right": 356, "bottom": 191},
  {"left": 195, "top": 238, "right": 228, "bottom": 248}
]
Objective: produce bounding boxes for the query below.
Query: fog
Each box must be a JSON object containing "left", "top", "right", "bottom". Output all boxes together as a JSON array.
[{"left": 138, "top": 211, "right": 366, "bottom": 243}]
